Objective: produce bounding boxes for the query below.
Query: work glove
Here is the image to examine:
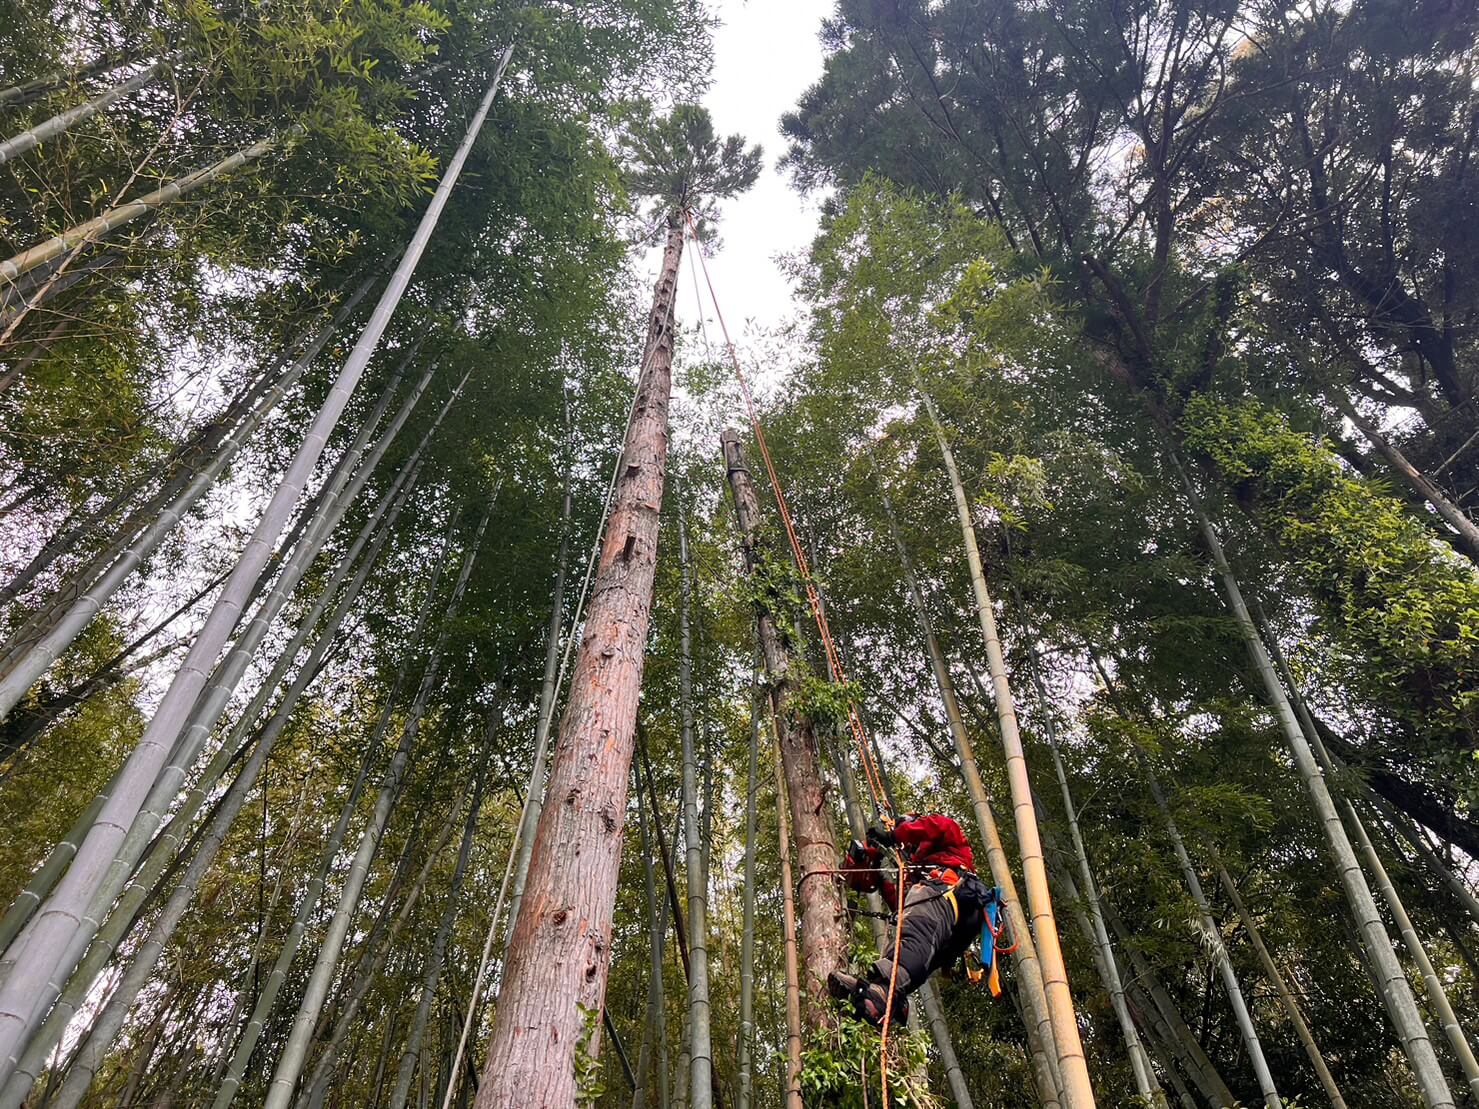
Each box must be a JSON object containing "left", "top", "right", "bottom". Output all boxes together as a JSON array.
[{"left": 866, "top": 824, "right": 896, "bottom": 849}]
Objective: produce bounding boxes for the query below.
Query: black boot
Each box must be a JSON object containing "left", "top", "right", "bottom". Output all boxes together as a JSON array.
[{"left": 827, "top": 969, "right": 909, "bottom": 1028}]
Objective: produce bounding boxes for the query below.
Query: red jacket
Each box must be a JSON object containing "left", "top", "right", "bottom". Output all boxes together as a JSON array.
[{"left": 845, "top": 813, "right": 974, "bottom": 904}]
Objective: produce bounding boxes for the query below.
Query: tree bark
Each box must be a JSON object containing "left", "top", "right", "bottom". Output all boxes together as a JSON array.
[
  {"left": 476, "top": 213, "right": 682, "bottom": 1108},
  {"left": 917, "top": 382, "right": 1094, "bottom": 1108},
  {"left": 722, "top": 429, "right": 846, "bottom": 1029}
]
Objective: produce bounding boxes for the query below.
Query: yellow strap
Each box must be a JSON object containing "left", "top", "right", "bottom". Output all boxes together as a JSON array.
[{"left": 944, "top": 887, "right": 959, "bottom": 924}]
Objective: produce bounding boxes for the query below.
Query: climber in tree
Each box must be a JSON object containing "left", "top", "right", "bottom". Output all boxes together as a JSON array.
[{"left": 828, "top": 812, "right": 991, "bottom": 1026}]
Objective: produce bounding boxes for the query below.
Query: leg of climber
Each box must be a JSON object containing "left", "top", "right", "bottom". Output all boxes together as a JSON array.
[{"left": 828, "top": 880, "right": 958, "bottom": 1027}]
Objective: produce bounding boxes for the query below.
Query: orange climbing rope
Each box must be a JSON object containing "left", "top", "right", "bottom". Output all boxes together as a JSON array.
[
  {"left": 683, "top": 209, "right": 907, "bottom": 1104},
  {"left": 683, "top": 209, "right": 891, "bottom": 818}
]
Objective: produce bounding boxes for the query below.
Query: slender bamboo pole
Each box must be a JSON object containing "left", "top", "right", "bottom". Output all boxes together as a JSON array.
[
  {"left": 773, "top": 742, "right": 804, "bottom": 1109},
  {"left": 264, "top": 508, "right": 487, "bottom": 1109},
  {"left": 874, "top": 467, "right": 1065, "bottom": 1107},
  {"left": 389, "top": 748, "right": 494, "bottom": 1109},
  {"left": 1214, "top": 866, "right": 1349, "bottom": 1108},
  {"left": 1345, "top": 800, "right": 1479, "bottom": 1100},
  {"left": 1136, "top": 751, "right": 1281, "bottom": 1108},
  {"left": 1163, "top": 441, "right": 1455, "bottom": 1108},
  {"left": 675, "top": 494, "right": 714, "bottom": 1109},
  {"left": 1371, "top": 795, "right": 1479, "bottom": 928},
  {"left": 0, "top": 276, "right": 374, "bottom": 699},
  {"left": 1332, "top": 393, "right": 1479, "bottom": 562},
  {"left": 633, "top": 763, "right": 667, "bottom": 1109},
  {"left": 294, "top": 793, "right": 467, "bottom": 1105},
  {"left": 1027, "top": 653, "right": 1164, "bottom": 1106},
  {"left": 0, "top": 456, "right": 422, "bottom": 1108},
  {"left": 0, "top": 53, "right": 512, "bottom": 1074},
  {"left": 503, "top": 397, "right": 575, "bottom": 939},
  {"left": 917, "top": 381, "right": 1094, "bottom": 1107},
  {"left": 736, "top": 664, "right": 760, "bottom": 1109},
  {"left": 0, "top": 63, "right": 162, "bottom": 166}
]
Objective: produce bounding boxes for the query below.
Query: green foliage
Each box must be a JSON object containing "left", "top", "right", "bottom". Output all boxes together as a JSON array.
[
  {"left": 1183, "top": 396, "right": 1479, "bottom": 762},
  {"left": 798, "top": 1011, "right": 938, "bottom": 1109},
  {"left": 617, "top": 101, "right": 761, "bottom": 227},
  {"left": 574, "top": 1003, "right": 606, "bottom": 1107},
  {"left": 791, "top": 673, "right": 864, "bottom": 732}
]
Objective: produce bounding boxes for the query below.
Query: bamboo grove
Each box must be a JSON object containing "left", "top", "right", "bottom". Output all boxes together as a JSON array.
[{"left": 0, "top": 0, "right": 1476, "bottom": 1106}]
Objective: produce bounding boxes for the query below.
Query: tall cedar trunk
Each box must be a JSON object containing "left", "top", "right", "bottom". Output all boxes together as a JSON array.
[
  {"left": 1214, "top": 867, "right": 1349, "bottom": 1109},
  {"left": 917, "top": 383, "right": 1094, "bottom": 1108},
  {"left": 735, "top": 668, "right": 760, "bottom": 1109},
  {"left": 676, "top": 499, "right": 714, "bottom": 1109},
  {"left": 1163, "top": 441, "right": 1455, "bottom": 1108},
  {"left": 721, "top": 430, "right": 846, "bottom": 1028},
  {"left": 0, "top": 59, "right": 509, "bottom": 1066},
  {"left": 475, "top": 216, "right": 682, "bottom": 1107},
  {"left": 1028, "top": 651, "right": 1164, "bottom": 1107},
  {"left": 265, "top": 509, "right": 486, "bottom": 1109},
  {"left": 0, "top": 63, "right": 162, "bottom": 167},
  {"left": 772, "top": 746, "right": 804, "bottom": 1109},
  {"left": 0, "top": 459, "right": 420, "bottom": 1106},
  {"left": 876, "top": 473, "right": 1066, "bottom": 1107}
]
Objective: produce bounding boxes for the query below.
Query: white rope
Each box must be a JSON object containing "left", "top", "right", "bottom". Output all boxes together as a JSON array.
[{"left": 439, "top": 325, "right": 663, "bottom": 1109}]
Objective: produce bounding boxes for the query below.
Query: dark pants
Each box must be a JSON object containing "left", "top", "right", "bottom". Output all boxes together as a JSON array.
[{"left": 873, "top": 875, "right": 985, "bottom": 997}]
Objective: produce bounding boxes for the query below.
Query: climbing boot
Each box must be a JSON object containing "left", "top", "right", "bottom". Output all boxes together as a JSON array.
[{"left": 827, "top": 969, "right": 908, "bottom": 1028}]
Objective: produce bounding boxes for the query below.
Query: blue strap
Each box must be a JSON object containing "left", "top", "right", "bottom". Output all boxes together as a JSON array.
[{"left": 979, "top": 886, "right": 1003, "bottom": 969}]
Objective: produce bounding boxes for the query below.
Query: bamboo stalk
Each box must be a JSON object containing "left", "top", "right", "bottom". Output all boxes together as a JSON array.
[
  {"left": 0, "top": 55, "right": 510, "bottom": 1078},
  {"left": 0, "top": 63, "right": 162, "bottom": 166},
  {"left": 1163, "top": 440, "right": 1454, "bottom": 1108},
  {"left": 1, "top": 448, "right": 425, "bottom": 1107},
  {"left": 917, "top": 381, "right": 1094, "bottom": 1107},
  {"left": 1028, "top": 652, "right": 1164, "bottom": 1107},
  {"left": 773, "top": 741, "right": 804, "bottom": 1109},
  {"left": 875, "top": 456, "right": 1065, "bottom": 1107},
  {"left": 736, "top": 663, "right": 760, "bottom": 1109},
  {"left": 676, "top": 492, "right": 714, "bottom": 1109},
  {"left": 263, "top": 508, "right": 488, "bottom": 1109},
  {"left": 1214, "top": 866, "right": 1348, "bottom": 1108}
]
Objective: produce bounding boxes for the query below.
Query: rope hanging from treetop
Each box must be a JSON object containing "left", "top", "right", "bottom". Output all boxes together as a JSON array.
[
  {"left": 682, "top": 208, "right": 892, "bottom": 823},
  {"left": 683, "top": 207, "right": 920, "bottom": 1104}
]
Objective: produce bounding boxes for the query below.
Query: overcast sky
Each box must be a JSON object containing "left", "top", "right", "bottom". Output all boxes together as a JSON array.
[{"left": 664, "top": 0, "right": 833, "bottom": 344}]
